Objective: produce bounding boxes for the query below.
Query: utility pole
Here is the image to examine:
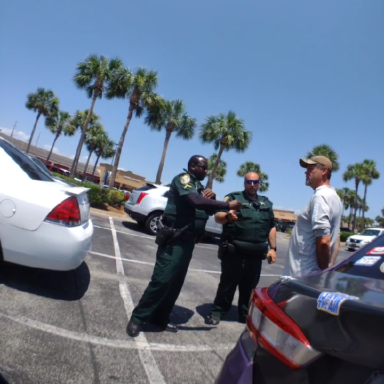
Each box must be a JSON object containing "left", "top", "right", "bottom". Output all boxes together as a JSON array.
[{"left": 10, "top": 121, "right": 17, "bottom": 138}]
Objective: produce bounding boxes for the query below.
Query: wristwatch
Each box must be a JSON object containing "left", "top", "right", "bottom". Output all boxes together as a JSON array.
[{"left": 270, "top": 247, "right": 277, "bottom": 251}]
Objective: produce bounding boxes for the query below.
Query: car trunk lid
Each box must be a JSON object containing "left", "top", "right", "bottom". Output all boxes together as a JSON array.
[{"left": 269, "top": 270, "right": 384, "bottom": 369}]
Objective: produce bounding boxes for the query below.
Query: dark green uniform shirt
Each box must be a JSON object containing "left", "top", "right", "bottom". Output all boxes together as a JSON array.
[
  {"left": 222, "top": 191, "right": 276, "bottom": 244},
  {"left": 163, "top": 170, "right": 209, "bottom": 235}
]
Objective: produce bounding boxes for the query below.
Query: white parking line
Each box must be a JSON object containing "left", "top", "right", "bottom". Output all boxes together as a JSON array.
[
  {"left": 0, "top": 313, "right": 233, "bottom": 352},
  {"left": 92, "top": 224, "right": 218, "bottom": 250},
  {"left": 109, "top": 217, "right": 166, "bottom": 384},
  {"left": 88, "top": 250, "right": 282, "bottom": 277}
]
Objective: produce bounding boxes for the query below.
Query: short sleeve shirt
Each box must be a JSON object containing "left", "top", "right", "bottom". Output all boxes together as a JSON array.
[{"left": 283, "top": 185, "right": 342, "bottom": 277}]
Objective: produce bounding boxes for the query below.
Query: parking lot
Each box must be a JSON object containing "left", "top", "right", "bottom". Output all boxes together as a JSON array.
[{"left": 0, "top": 211, "right": 350, "bottom": 384}]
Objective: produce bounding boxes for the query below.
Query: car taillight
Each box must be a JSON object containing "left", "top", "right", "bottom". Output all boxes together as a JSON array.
[
  {"left": 45, "top": 196, "right": 81, "bottom": 227},
  {"left": 247, "top": 287, "right": 321, "bottom": 369},
  {"left": 136, "top": 192, "right": 148, "bottom": 205}
]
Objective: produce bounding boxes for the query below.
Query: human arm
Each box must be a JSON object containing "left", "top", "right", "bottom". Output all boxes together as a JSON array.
[
  {"left": 311, "top": 195, "right": 332, "bottom": 270},
  {"left": 214, "top": 210, "right": 238, "bottom": 224},
  {"left": 267, "top": 227, "right": 277, "bottom": 264},
  {"left": 316, "top": 235, "right": 331, "bottom": 269},
  {"left": 329, "top": 235, "right": 340, "bottom": 267}
]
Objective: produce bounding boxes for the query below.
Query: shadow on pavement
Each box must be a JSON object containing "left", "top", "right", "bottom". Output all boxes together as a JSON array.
[
  {"left": 0, "top": 261, "right": 90, "bottom": 301},
  {"left": 196, "top": 303, "right": 240, "bottom": 324},
  {"left": 0, "top": 373, "right": 9, "bottom": 384},
  {"left": 121, "top": 220, "right": 150, "bottom": 236}
]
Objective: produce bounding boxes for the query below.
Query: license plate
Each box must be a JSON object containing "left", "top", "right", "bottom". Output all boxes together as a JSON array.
[{"left": 351, "top": 244, "right": 357, "bottom": 247}]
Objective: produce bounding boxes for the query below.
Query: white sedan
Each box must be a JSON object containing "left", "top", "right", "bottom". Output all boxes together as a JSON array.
[{"left": 0, "top": 137, "right": 93, "bottom": 270}]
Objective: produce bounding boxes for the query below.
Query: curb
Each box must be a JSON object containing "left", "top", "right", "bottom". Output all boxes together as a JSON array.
[{"left": 90, "top": 207, "right": 134, "bottom": 222}]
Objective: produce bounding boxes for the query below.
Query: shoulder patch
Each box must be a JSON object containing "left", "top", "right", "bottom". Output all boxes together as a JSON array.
[{"left": 180, "top": 174, "right": 190, "bottom": 185}]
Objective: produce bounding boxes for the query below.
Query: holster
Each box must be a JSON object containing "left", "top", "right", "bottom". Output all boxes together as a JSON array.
[
  {"left": 217, "top": 240, "right": 236, "bottom": 260},
  {"left": 155, "top": 226, "right": 175, "bottom": 246}
]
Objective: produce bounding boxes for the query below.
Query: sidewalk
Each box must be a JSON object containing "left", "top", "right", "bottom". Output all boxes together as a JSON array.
[{"left": 90, "top": 207, "right": 134, "bottom": 222}]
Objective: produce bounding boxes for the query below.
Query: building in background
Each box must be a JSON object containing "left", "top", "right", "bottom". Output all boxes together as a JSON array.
[{"left": 0, "top": 132, "right": 147, "bottom": 190}]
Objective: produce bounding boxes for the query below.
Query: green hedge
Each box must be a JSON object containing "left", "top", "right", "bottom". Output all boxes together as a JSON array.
[
  {"left": 52, "top": 173, "right": 125, "bottom": 207},
  {"left": 340, "top": 232, "right": 353, "bottom": 242}
]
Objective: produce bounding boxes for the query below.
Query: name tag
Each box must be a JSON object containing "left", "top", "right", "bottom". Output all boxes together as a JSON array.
[{"left": 317, "top": 292, "right": 358, "bottom": 316}]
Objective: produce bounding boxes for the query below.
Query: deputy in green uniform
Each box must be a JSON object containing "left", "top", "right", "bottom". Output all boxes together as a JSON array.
[
  {"left": 208, "top": 172, "right": 277, "bottom": 325},
  {"left": 127, "top": 155, "right": 241, "bottom": 337}
]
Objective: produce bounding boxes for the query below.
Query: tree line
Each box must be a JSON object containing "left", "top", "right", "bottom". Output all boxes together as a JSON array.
[
  {"left": 22, "top": 55, "right": 381, "bottom": 228},
  {"left": 24, "top": 54, "right": 270, "bottom": 189}
]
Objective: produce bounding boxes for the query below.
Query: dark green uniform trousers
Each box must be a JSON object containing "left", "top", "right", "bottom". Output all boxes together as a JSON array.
[
  {"left": 210, "top": 252, "right": 262, "bottom": 320},
  {"left": 131, "top": 239, "right": 195, "bottom": 326}
]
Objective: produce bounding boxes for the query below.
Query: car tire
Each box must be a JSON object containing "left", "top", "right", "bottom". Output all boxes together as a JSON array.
[{"left": 145, "top": 212, "right": 163, "bottom": 235}]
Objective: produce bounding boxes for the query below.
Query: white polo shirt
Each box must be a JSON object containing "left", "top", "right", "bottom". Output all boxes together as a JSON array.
[{"left": 283, "top": 185, "right": 342, "bottom": 277}]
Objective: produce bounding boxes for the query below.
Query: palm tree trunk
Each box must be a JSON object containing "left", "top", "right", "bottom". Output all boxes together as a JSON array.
[
  {"left": 362, "top": 184, "right": 368, "bottom": 229},
  {"left": 70, "top": 94, "right": 98, "bottom": 178},
  {"left": 81, "top": 149, "right": 94, "bottom": 182},
  {"left": 91, "top": 154, "right": 102, "bottom": 178},
  {"left": 45, "top": 134, "right": 59, "bottom": 165},
  {"left": 108, "top": 104, "right": 134, "bottom": 188},
  {"left": 348, "top": 210, "right": 352, "bottom": 228},
  {"left": 155, "top": 129, "right": 172, "bottom": 184},
  {"left": 206, "top": 144, "right": 225, "bottom": 189},
  {"left": 26, "top": 112, "right": 42, "bottom": 153},
  {"left": 352, "top": 180, "right": 359, "bottom": 231}
]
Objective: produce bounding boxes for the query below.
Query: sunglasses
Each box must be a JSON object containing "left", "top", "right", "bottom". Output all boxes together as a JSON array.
[{"left": 245, "top": 180, "right": 260, "bottom": 185}]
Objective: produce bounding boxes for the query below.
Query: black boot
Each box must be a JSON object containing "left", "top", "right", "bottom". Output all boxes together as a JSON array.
[{"left": 126, "top": 318, "right": 142, "bottom": 337}]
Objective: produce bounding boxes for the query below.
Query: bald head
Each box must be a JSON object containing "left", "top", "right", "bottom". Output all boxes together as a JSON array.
[{"left": 244, "top": 172, "right": 260, "bottom": 199}]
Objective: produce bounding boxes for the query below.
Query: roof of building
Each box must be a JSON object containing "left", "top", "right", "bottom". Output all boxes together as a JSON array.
[{"left": 0, "top": 132, "right": 100, "bottom": 176}]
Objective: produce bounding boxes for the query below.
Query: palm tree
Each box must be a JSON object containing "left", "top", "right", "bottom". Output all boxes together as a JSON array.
[
  {"left": 343, "top": 163, "right": 366, "bottom": 231},
  {"left": 70, "top": 110, "right": 100, "bottom": 177},
  {"left": 360, "top": 159, "right": 380, "bottom": 228},
  {"left": 207, "top": 153, "right": 227, "bottom": 184},
  {"left": 306, "top": 144, "right": 340, "bottom": 172},
  {"left": 145, "top": 99, "right": 196, "bottom": 184},
  {"left": 200, "top": 111, "right": 252, "bottom": 189},
  {"left": 106, "top": 67, "right": 158, "bottom": 188},
  {"left": 70, "top": 54, "right": 123, "bottom": 178},
  {"left": 91, "top": 138, "right": 116, "bottom": 178},
  {"left": 25, "top": 88, "right": 59, "bottom": 153},
  {"left": 81, "top": 124, "right": 106, "bottom": 181},
  {"left": 44, "top": 111, "right": 75, "bottom": 165},
  {"left": 237, "top": 161, "right": 269, "bottom": 192},
  {"left": 336, "top": 187, "right": 353, "bottom": 219}
]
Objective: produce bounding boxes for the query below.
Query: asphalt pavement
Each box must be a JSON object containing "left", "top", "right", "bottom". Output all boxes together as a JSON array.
[{"left": 0, "top": 211, "right": 351, "bottom": 384}]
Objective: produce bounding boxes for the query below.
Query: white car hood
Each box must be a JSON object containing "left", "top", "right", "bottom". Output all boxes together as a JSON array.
[
  {"left": 349, "top": 235, "right": 377, "bottom": 242},
  {"left": 0, "top": 181, "right": 89, "bottom": 231}
]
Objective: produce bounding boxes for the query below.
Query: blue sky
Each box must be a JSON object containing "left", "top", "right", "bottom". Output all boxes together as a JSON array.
[{"left": 1, "top": 1, "right": 383, "bottom": 220}]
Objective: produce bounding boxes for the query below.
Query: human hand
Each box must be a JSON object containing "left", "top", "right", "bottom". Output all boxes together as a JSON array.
[
  {"left": 203, "top": 189, "right": 216, "bottom": 199},
  {"left": 267, "top": 250, "right": 277, "bottom": 264},
  {"left": 226, "top": 210, "right": 238, "bottom": 222},
  {"left": 228, "top": 200, "right": 241, "bottom": 210}
]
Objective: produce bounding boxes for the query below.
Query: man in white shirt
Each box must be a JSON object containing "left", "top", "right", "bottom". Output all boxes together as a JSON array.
[{"left": 283, "top": 156, "right": 342, "bottom": 277}]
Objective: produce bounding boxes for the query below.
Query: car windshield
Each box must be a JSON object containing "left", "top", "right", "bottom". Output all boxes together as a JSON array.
[
  {"left": 0, "top": 139, "right": 53, "bottom": 182},
  {"left": 335, "top": 234, "right": 384, "bottom": 280},
  {"left": 359, "top": 229, "right": 381, "bottom": 236}
]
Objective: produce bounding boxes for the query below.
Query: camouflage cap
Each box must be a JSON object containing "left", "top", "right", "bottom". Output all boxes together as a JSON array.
[{"left": 299, "top": 156, "right": 333, "bottom": 170}]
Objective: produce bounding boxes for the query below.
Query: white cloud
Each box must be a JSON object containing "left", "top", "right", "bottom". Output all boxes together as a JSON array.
[
  {"left": 0, "top": 127, "right": 30, "bottom": 142},
  {"left": 43, "top": 144, "right": 59, "bottom": 154}
]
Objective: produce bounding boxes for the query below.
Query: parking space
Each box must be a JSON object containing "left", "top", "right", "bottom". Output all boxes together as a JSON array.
[{"left": 0, "top": 212, "right": 350, "bottom": 383}]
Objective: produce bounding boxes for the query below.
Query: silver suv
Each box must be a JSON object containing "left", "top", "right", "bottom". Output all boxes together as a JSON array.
[{"left": 124, "top": 183, "right": 222, "bottom": 236}]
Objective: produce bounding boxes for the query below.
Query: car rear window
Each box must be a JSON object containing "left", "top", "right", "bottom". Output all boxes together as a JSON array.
[
  {"left": 0, "top": 139, "right": 53, "bottom": 181},
  {"left": 335, "top": 234, "right": 384, "bottom": 280}
]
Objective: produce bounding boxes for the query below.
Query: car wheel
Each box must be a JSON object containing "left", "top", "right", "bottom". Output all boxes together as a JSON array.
[{"left": 145, "top": 212, "right": 163, "bottom": 235}]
